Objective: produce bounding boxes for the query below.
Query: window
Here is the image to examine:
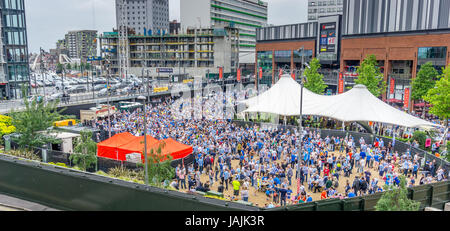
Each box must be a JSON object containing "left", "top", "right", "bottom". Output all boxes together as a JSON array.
[
  {"left": 294, "top": 50, "right": 313, "bottom": 59},
  {"left": 274, "top": 50, "right": 291, "bottom": 58},
  {"left": 418, "top": 47, "right": 447, "bottom": 59}
]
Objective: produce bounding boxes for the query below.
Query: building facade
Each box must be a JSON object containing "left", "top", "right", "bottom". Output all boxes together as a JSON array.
[
  {"left": 181, "top": 0, "right": 268, "bottom": 64},
  {"left": 116, "top": 0, "right": 169, "bottom": 36},
  {"left": 100, "top": 27, "right": 240, "bottom": 78},
  {"left": 64, "top": 30, "right": 98, "bottom": 61},
  {"left": 0, "top": 0, "right": 30, "bottom": 99},
  {"left": 169, "top": 20, "right": 180, "bottom": 34},
  {"left": 256, "top": 0, "right": 450, "bottom": 110},
  {"left": 308, "top": 0, "right": 344, "bottom": 22}
]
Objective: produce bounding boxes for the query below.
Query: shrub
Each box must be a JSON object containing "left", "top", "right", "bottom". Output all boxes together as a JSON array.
[
  {"left": 411, "top": 131, "right": 427, "bottom": 150},
  {"left": 47, "top": 162, "right": 68, "bottom": 168},
  {"left": 108, "top": 166, "right": 144, "bottom": 183},
  {"left": 0, "top": 115, "right": 16, "bottom": 145},
  {"left": 375, "top": 176, "right": 420, "bottom": 211},
  {"left": 6, "top": 149, "right": 41, "bottom": 161}
]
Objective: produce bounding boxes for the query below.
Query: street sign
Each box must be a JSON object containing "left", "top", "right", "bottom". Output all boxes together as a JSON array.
[{"left": 157, "top": 68, "right": 173, "bottom": 73}]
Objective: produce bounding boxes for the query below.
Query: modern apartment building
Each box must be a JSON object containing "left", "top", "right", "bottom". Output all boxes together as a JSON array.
[
  {"left": 64, "top": 30, "right": 98, "bottom": 61},
  {"left": 0, "top": 0, "right": 30, "bottom": 99},
  {"left": 308, "top": 0, "right": 344, "bottom": 22},
  {"left": 181, "top": 0, "right": 268, "bottom": 64},
  {"left": 169, "top": 20, "right": 180, "bottom": 34},
  {"left": 115, "top": 0, "right": 169, "bottom": 36},
  {"left": 256, "top": 0, "right": 450, "bottom": 112},
  {"left": 100, "top": 27, "right": 240, "bottom": 78}
]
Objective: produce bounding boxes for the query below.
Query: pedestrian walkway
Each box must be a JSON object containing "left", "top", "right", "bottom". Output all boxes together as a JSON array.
[{"left": 0, "top": 194, "right": 59, "bottom": 211}]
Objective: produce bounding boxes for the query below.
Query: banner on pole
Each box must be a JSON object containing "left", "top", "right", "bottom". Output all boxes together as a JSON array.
[
  {"left": 390, "top": 78, "right": 395, "bottom": 94},
  {"left": 259, "top": 67, "right": 263, "bottom": 79},
  {"left": 338, "top": 72, "right": 344, "bottom": 94},
  {"left": 219, "top": 67, "right": 223, "bottom": 80},
  {"left": 237, "top": 68, "right": 241, "bottom": 82},
  {"left": 403, "top": 88, "right": 410, "bottom": 109}
]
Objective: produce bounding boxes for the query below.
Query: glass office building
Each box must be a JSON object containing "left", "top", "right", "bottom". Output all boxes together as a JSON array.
[{"left": 1, "top": 0, "right": 30, "bottom": 99}]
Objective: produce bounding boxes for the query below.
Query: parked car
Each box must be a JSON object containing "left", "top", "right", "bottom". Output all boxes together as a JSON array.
[
  {"left": 94, "top": 84, "right": 105, "bottom": 91},
  {"left": 74, "top": 85, "right": 87, "bottom": 93},
  {"left": 97, "top": 88, "right": 108, "bottom": 97},
  {"left": 48, "top": 93, "right": 63, "bottom": 102},
  {"left": 55, "top": 82, "right": 71, "bottom": 91}
]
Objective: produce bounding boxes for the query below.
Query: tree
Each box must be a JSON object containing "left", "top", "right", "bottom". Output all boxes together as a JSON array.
[
  {"left": 66, "top": 63, "right": 71, "bottom": 71},
  {"left": 424, "top": 65, "right": 449, "bottom": 126},
  {"left": 412, "top": 62, "right": 439, "bottom": 101},
  {"left": 10, "top": 85, "right": 65, "bottom": 148},
  {"left": 146, "top": 141, "right": 175, "bottom": 187},
  {"left": 375, "top": 176, "right": 420, "bottom": 211},
  {"left": 70, "top": 130, "right": 98, "bottom": 171},
  {"left": 303, "top": 58, "right": 328, "bottom": 94},
  {"left": 85, "top": 62, "right": 91, "bottom": 71},
  {"left": 424, "top": 65, "right": 450, "bottom": 157},
  {"left": 56, "top": 63, "right": 63, "bottom": 74},
  {"left": 355, "top": 54, "right": 387, "bottom": 97}
]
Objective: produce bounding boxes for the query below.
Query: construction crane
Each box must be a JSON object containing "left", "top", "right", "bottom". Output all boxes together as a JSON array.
[{"left": 117, "top": 0, "right": 130, "bottom": 80}]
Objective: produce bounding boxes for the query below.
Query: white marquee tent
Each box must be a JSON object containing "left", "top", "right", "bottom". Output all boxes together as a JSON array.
[
  {"left": 311, "top": 84, "right": 440, "bottom": 129},
  {"left": 241, "top": 74, "right": 441, "bottom": 129},
  {"left": 242, "top": 74, "right": 328, "bottom": 116}
]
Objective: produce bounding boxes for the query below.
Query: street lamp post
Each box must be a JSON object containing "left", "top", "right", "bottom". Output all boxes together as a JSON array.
[
  {"left": 106, "top": 61, "right": 111, "bottom": 139},
  {"left": 146, "top": 69, "right": 150, "bottom": 100},
  {"left": 138, "top": 95, "right": 149, "bottom": 185},
  {"left": 92, "top": 66, "right": 95, "bottom": 100},
  {"left": 296, "top": 46, "right": 306, "bottom": 194},
  {"left": 40, "top": 48, "right": 46, "bottom": 100}
]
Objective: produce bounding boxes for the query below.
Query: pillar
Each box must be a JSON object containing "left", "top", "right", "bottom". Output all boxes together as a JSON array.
[{"left": 272, "top": 50, "right": 275, "bottom": 85}]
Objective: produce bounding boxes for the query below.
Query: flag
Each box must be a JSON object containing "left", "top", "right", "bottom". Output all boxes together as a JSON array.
[
  {"left": 279, "top": 68, "right": 283, "bottom": 77},
  {"left": 291, "top": 72, "right": 295, "bottom": 80}
]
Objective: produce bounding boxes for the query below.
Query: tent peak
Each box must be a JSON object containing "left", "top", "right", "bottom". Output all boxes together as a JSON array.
[
  {"left": 280, "top": 74, "right": 293, "bottom": 79},
  {"left": 353, "top": 84, "right": 368, "bottom": 89}
]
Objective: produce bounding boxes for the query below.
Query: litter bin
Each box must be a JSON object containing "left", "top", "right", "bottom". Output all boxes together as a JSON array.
[{"left": 4, "top": 135, "right": 10, "bottom": 151}]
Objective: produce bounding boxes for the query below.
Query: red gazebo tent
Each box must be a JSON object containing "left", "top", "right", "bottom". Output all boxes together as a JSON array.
[
  {"left": 148, "top": 138, "right": 193, "bottom": 162},
  {"left": 116, "top": 135, "right": 159, "bottom": 161},
  {"left": 97, "top": 132, "right": 137, "bottom": 160},
  {"left": 97, "top": 133, "right": 193, "bottom": 163}
]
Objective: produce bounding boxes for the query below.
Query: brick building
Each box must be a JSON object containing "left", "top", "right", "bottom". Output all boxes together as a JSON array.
[{"left": 255, "top": 0, "right": 450, "bottom": 110}]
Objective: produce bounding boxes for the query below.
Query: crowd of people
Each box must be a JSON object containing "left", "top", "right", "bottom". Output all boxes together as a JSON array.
[{"left": 89, "top": 92, "right": 449, "bottom": 208}]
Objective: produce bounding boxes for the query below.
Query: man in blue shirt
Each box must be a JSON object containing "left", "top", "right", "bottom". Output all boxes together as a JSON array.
[
  {"left": 273, "top": 176, "right": 281, "bottom": 186},
  {"left": 279, "top": 187, "right": 288, "bottom": 206},
  {"left": 223, "top": 170, "right": 230, "bottom": 190},
  {"left": 412, "top": 162, "right": 419, "bottom": 178},
  {"left": 348, "top": 191, "right": 356, "bottom": 198}
]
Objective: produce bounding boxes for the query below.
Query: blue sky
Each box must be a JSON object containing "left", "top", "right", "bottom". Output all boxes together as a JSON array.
[{"left": 25, "top": 0, "right": 308, "bottom": 53}]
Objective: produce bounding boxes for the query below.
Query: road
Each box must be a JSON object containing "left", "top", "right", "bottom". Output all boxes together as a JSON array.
[{"left": 0, "top": 79, "right": 255, "bottom": 114}]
